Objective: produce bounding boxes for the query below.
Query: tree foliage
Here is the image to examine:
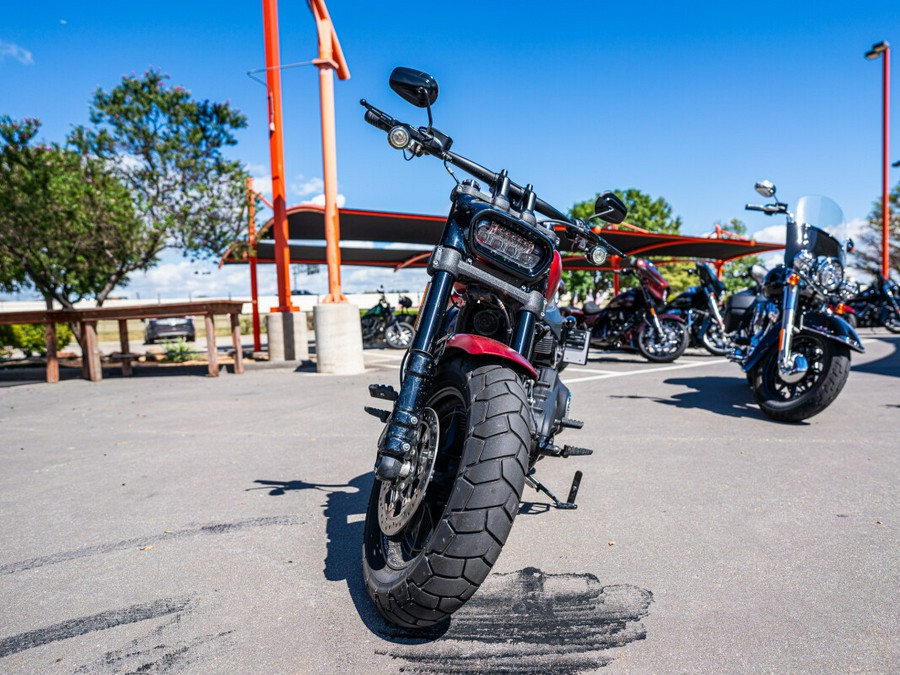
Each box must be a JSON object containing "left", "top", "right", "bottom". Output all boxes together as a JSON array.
[
  {"left": 0, "top": 117, "right": 141, "bottom": 308},
  {"left": 562, "top": 188, "right": 684, "bottom": 302},
  {"left": 853, "top": 181, "right": 900, "bottom": 279},
  {"left": 68, "top": 69, "right": 251, "bottom": 303}
]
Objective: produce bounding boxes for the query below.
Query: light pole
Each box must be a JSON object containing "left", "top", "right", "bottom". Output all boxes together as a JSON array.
[{"left": 865, "top": 40, "right": 891, "bottom": 278}]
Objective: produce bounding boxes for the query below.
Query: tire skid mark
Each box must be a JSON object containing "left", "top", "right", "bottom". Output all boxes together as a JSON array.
[
  {"left": 377, "top": 567, "right": 652, "bottom": 674},
  {"left": 0, "top": 515, "right": 301, "bottom": 575},
  {"left": 0, "top": 597, "right": 191, "bottom": 658}
]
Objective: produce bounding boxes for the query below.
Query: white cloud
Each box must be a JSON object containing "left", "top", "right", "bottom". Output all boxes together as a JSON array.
[
  {"left": 301, "top": 192, "right": 346, "bottom": 208},
  {"left": 291, "top": 176, "right": 324, "bottom": 197},
  {"left": 0, "top": 40, "right": 34, "bottom": 66}
]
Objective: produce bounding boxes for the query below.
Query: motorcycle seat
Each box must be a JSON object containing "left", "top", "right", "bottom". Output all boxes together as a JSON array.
[{"left": 582, "top": 301, "right": 602, "bottom": 315}]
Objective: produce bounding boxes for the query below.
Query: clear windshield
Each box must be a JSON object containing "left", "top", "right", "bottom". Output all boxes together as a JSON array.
[{"left": 785, "top": 195, "right": 844, "bottom": 265}]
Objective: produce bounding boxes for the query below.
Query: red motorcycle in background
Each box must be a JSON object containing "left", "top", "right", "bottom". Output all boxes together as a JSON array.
[{"left": 562, "top": 258, "right": 688, "bottom": 362}]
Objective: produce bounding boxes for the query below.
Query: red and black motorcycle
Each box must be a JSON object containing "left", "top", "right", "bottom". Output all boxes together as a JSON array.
[
  {"left": 562, "top": 258, "right": 688, "bottom": 362},
  {"left": 359, "top": 67, "right": 626, "bottom": 628}
]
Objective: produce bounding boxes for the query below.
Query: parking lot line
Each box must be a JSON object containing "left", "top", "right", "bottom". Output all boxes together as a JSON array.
[{"left": 563, "top": 358, "right": 729, "bottom": 384}]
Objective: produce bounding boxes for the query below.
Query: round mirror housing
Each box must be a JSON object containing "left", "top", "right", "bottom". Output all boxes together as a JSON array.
[{"left": 755, "top": 180, "right": 776, "bottom": 198}]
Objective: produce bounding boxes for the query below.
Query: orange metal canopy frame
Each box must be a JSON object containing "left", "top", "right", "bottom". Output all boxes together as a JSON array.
[{"left": 220, "top": 204, "right": 785, "bottom": 272}]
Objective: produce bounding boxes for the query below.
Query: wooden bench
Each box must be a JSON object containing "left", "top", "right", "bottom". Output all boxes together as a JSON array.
[{"left": 0, "top": 301, "right": 246, "bottom": 383}]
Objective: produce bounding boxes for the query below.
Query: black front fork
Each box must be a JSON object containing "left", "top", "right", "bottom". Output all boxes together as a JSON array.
[{"left": 375, "top": 269, "right": 455, "bottom": 480}]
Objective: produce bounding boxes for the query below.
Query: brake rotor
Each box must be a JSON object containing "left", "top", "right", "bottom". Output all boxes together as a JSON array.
[{"left": 378, "top": 407, "right": 440, "bottom": 536}]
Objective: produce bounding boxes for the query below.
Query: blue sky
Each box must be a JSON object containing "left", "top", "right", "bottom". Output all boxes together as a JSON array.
[{"left": 1, "top": 1, "right": 897, "bottom": 299}]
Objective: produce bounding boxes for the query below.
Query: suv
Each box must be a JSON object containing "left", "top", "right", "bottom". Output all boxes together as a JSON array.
[{"left": 144, "top": 317, "right": 196, "bottom": 344}]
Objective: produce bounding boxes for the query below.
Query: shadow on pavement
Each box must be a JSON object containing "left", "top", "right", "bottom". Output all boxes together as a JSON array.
[
  {"left": 611, "top": 375, "right": 766, "bottom": 420},
  {"left": 249, "top": 474, "right": 654, "bottom": 673},
  {"left": 249, "top": 474, "right": 449, "bottom": 644},
  {"left": 853, "top": 336, "right": 899, "bottom": 379}
]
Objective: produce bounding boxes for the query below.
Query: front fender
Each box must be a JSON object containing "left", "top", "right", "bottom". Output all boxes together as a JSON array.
[
  {"left": 801, "top": 312, "right": 865, "bottom": 353},
  {"left": 742, "top": 326, "right": 780, "bottom": 372},
  {"left": 443, "top": 333, "right": 538, "bottom": 380}
]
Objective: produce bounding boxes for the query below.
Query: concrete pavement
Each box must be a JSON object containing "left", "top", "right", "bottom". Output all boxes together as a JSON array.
[{"left": 0, "top": 334, "right": 897, "bottom": 673}]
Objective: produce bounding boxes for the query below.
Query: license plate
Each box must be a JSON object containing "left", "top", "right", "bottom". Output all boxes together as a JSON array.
[{"left": 562, "top": 328, "right": 590, "bottom": 366}]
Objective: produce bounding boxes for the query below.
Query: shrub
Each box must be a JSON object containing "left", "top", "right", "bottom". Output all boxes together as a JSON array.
[
  {"left": 0, "top": 323, "right": 74, "bottom": 356},
  {"left": 162, "top": 338, "right": 194, "bottom": 363}
]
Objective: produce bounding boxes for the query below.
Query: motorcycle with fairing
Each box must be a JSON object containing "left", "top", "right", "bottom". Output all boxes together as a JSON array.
[
  {"left": 728, "top": 181, "right": 863, "bottom": 421},
  {"left": 358, "top": 68, "right": 627, "bottom": 628},
  {"left": 665, "top": 262, "right": 730, "bottom": 355},
  {"left": 562, "top": 258, "right": 689, "bottom": 362}
]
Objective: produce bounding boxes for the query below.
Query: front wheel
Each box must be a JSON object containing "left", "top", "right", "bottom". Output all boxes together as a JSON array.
[
  {"left": 882, "top": 308, "right": 900, "bottom": 333},
  {"left": 384, "top": 321, "right": 415, "bottom": 349},
  {"left": 752, "top": 333, "right": 851, "bottom": 422},
  {"left": 363, "top": 358, "right": 531, "bottom": 628},
  {"left": 700, "top": 321, "right": 730, "bottom": 356},
  {"left": 637, "top": 317, "right": 688, "bottom": 362}
]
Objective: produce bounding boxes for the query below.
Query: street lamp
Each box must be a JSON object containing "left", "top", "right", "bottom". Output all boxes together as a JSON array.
[{"left": 865, "top": 40, "right": 891, "bottom": 278}]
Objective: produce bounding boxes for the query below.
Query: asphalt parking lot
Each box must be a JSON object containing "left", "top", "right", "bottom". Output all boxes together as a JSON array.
[{"left": 1, "top": 333, "right": 897, "bottom": 673}]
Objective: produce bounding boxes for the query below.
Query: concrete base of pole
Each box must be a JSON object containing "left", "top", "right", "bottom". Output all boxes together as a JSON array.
[
  {"left": 313, "top": 303, "right": 365, "bottom": 375},
  {"left": 266, "top": 312, "right": 309, "bottom": 362}
]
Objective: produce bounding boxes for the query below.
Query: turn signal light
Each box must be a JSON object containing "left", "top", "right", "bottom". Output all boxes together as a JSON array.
[{"left": 788, "top": 273, "right": 800, "bottom": 286}]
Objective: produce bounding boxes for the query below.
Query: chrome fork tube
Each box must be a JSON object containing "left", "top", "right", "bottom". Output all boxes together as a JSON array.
[{"left": 778, "top": 283, "right": 799, "bottom": 372}]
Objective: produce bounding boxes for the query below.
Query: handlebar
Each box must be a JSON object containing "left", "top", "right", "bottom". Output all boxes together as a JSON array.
[
  {"left": 361, "top": 99, "right": 570, "bottom": 223},
  {"left": 745, "top": 203, "right": 787, "bottom": 215}
]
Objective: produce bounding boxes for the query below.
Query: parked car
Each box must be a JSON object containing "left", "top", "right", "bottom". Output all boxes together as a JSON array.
[{"left": 144, "top": 317, "right": 195, "bottom": 344}]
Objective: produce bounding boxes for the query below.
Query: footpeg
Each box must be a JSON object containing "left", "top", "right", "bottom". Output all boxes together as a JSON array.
[
  {"left": 525, "top": 467, "right": 582, "bottom": 510},
  {"left": 369, "top": 384, "right": 398, "bottom": 401},
  {"left": 559, "top": 418, "right": 584, "bottom": 430},
  {"left": 364, "top": 406, "right": 391, "bottom": 423},
  {"left": 561, "top": 445, "right": 593, "bottom": 457}
]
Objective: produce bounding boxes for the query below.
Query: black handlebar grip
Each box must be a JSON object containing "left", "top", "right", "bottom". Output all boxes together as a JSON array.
[{"left": 364, "top": 109, "right": 393, "bottom": 132}]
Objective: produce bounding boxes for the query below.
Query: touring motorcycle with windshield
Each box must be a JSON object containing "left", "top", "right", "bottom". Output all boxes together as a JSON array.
[
  {"left": 665, "top": 262, "right": 730, "bottom": 355},
  {"left": 728, "top": 181, "right": 863, "bottom": 421},
  {"left": 561, "top": 258, "right": 689, "bottom": 362},
  {"left": 358, "top": 67, "right": 626, "bottom": 628}
]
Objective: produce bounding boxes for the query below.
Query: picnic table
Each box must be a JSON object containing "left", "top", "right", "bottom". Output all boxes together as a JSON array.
[{"left": 0, "top": 300, "right": 246, "bottom": 383}]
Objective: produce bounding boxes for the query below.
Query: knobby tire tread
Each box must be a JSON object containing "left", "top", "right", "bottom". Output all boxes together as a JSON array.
[{"left": 363, "top": 360, "right": 530, "bottom": 628}]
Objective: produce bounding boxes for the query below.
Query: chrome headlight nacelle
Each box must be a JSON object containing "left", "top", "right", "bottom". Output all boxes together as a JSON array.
[{"left": 814, "top": 257, "right": 844, "bottom": 292}]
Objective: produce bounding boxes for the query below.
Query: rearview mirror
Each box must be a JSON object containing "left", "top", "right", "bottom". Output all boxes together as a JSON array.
[
  {"left": 755, "top": 180, "right": 776, "bottom": 198},
  {"left": 389, "top": 67, "right": 439, "bottom": 108},
  {"left": 594, "top": 192, "right": 627, "bottom": 224}
]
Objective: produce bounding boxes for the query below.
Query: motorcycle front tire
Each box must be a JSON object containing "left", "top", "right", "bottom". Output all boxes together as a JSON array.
[
  {"left": 882, "top": 309, "right": 900, "bottom": 333},
  {"left": 700, "top": 323, "right": 730, "bottom": 356},
  {"left": 384, "top": 321, "right": 415, "bottom": 349},
  {"left": 752, "top": 334, "right": 851, "bottom": 422},
  {"left": 362, "top": 357, "right": 530, "bottom": 628},
  {"left": 636, "top": 318, "right": 689, "bottom": 363}
]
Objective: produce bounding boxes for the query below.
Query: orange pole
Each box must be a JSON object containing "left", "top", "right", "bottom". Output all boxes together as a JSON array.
[
  {"left": 881, "top": 46, "right": 891, "bottom": 279},
  {"left": 247, "top": 178, "right": 262, "bottom": 351},
  {"left": 310, "top": 0, "right": 350, "bottom": 303},
  {"left": 262, "top": 0, "right": 296, "bottom": 312}
]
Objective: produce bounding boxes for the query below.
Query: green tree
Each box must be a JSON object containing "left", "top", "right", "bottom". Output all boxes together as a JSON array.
[
  {"left": 853, "top": 181, "right": 900, "bottom": 279},
  {"left": 0, "top": 117, "right": 141, "bottom": 309},
  {"left": 69, "top": 69, "right": 251, "bottom": 303},
  {"left": 562, "top": 188, "right": 685, "bottom": 301},
  {"left": 717, "top": 218, "right": 763, "bottom": 293}
]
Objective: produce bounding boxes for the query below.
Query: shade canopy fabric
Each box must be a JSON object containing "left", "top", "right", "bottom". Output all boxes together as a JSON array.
[{"left": 221, "top": 204, "right": 783, "bottom": 270}]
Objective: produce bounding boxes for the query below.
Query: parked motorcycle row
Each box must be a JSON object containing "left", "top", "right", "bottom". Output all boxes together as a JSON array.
[{"left": 355, "top": 67, "right": 889, "bottom": 629}]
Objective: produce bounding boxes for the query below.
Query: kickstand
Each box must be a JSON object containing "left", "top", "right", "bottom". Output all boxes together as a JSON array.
[{"left": 525, "top": 468, "right": 582, "bottom": 510}]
